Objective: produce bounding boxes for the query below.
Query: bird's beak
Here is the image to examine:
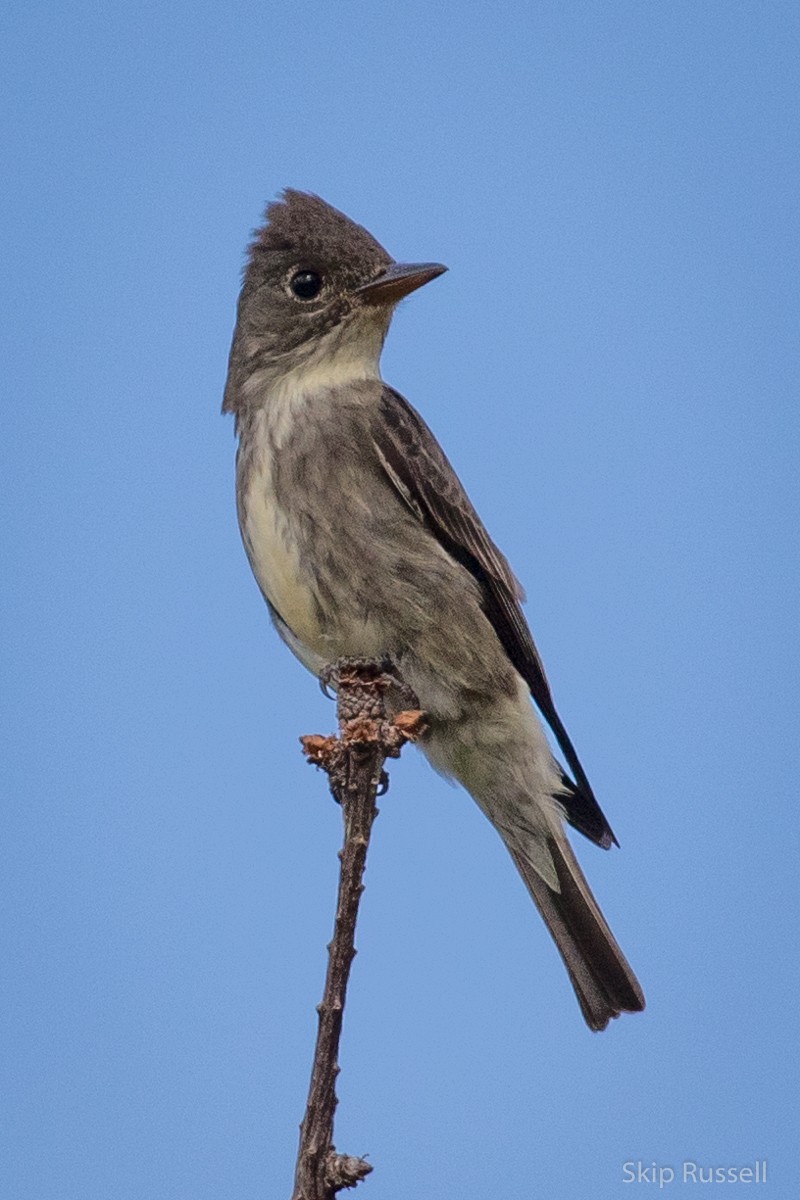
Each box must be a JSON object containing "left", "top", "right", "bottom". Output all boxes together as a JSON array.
[{"left": 356, "top": 261, "right": 448, "bottom": 306}]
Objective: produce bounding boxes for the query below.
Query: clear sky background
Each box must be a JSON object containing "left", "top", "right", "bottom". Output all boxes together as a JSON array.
[{"left": 3, "top": 3, "right": 798, "bottom": 1198}]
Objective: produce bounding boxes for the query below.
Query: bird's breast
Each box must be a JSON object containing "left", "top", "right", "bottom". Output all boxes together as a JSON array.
[
  {"left": 235, "top": 379, "right": 406, "bottom": 668},
  {"left": 237, "top": 413, "right": 324, "bottom": 652}
]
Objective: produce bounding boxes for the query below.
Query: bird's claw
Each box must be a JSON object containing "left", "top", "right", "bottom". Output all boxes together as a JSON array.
[{"left": 318, "top": 664, "right": 337, "bottom": 699}]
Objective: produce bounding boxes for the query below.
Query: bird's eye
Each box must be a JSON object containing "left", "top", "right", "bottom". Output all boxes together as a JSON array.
[{"left": 290, "top": 270, "right": 323, "bottom": 300}]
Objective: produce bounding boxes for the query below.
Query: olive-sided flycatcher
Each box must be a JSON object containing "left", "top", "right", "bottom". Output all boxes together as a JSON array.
[{"left": 223, "top": 190, "right": 645, "bottom": 1030}]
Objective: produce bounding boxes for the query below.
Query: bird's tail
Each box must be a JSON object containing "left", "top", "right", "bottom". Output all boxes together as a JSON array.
[{"left": 509, "top": 832, "right": 645, "bottom": 1031}]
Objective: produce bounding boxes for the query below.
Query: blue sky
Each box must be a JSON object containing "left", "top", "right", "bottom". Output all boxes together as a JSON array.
[{"left": 3, "top": 2, "right": 798, "bottom": 1197}]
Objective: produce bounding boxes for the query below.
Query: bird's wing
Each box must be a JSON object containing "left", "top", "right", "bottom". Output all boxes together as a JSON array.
[{"left": 373, "top": 385, "right": 616, "bottom": 849}]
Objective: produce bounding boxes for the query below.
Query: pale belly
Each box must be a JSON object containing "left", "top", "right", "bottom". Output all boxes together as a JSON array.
[
  {"left": 239, "top": 456, "right": 391, "bottom": 667},
  {"left": 240, "top": 456, "right": 325, "bottom": 652}
]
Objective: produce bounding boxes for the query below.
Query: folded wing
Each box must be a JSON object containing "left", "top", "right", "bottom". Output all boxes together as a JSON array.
[{"left": 373, "top": 385, "right": 616, "bottom": 850}]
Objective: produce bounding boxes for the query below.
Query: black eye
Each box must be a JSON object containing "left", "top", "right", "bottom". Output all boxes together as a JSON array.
[{"left": 290, "top": 270, "right": 323, "bottom": 300}]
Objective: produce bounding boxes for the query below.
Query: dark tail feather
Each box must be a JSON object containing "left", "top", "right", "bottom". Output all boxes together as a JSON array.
[{"left": 511, "top": 835, "right": 645, "bottom": 1031}]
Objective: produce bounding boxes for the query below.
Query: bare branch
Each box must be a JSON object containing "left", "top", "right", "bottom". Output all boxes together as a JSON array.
[{"left": 291, "top": 659, "right": 426, "bottom": 1200}]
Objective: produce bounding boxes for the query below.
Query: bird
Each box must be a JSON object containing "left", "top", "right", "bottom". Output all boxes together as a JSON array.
[{"left": 223, "top": 189, "right": 645, "bottom": 1031}]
